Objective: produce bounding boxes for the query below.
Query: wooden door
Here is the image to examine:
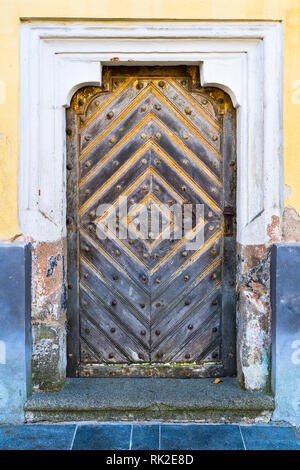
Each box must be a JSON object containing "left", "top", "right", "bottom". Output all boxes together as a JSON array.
[{"left": 66, "top": 66, "right": 236, "bottom": 378}]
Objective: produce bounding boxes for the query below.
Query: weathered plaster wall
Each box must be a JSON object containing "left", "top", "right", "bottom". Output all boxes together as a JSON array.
[
  {"left": 0, "top": 1, "right": 299, "bottom": 239},
  {"left": 31, "top": 240, "right": 67, "bottom": 391}
]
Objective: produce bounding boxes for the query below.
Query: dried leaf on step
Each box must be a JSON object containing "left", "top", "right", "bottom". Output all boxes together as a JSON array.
[{"left": 212, "top": 378, "right": 223, "bottom": 384}]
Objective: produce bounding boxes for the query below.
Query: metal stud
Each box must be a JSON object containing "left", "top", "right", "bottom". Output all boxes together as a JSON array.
[
  {"left": 113, "top": 161, "right": 119, "bottom": 167},
  {"left": 209, "top": 225, "right": 214, "bottom": 231},
  {"left": 154, "top": 104, "right": 161, "bottom": 110},
  {"left": 188, "top": 324, "right": 193, "bottom": 330},
  {"left": 66, "top": 216, "right": 73, "bottom": 225},
  {"left": 212, "top": 352, "right": 218, "bottom": 359},
  {"left": 66, "top": 127, "right": 72, "bottom": 136},
  {"left": 113, "top": 275, "right": 119, "bottom": 281},
  {"left": 158, "top": 81, "right": 165, "bottom": 88},
  {"left": 143, "top": 253, "right": 148, "bottom": 259},
  {"left": 111, "top": 300, "right": 117, "bottom": 306},
  {"left": 83, "top": 302, "right": 89, "bottom": 308},
  {"left": 185, "top": 107, "right": 192, "bottom": 115},
  {"left": 84, "top": 273, "right": 89, "bottom": 279},
  {"left": 129, "top": 199, "right": 135, "bottom": 204},
  {"left": 181, "top": 186, "right": 186, "bottom": 192},
  {"left": 106, "top": 111, "right": 114, "bottom": 119},
  {"left": 141, "top": 158, "right": 147, "bottom": 164},
  {"left": 141, "top": 133, "right": 147, "bottom": 139},
  {"left": 154, "top": 159, "right": 160, "bottom": 165},
  {"left": 68, "top": 284, "right": 73, "bottom": 290},
  {"left": 66, "top": 163, "right": 72, "bottom": 170},
  {"left": 155, "top": 330, "right": 160, "bottom": 336},
  {"left": 212, "top": 327, "right": 218, "bottom": 333},
  {"left": 85, "top": 161, "right": 91, "bottom": 168},
  {"left": 211, "top": 273, "right": 217, "bottom": 280},
  {"left": 116, "top": 185, "right": 121, "bottom": 190},
  {"left": 208, "top": 211, "right": 213, "bottom": 218},
  {"left": 212, "top": 299, "right": 218, "bottom": 305},
  {"left": 78, "top": 99, "right": 84, "bottom": 106},
  {"left": 155, "top": 279, "right": 161, "bottom": 284},
  {"left": 185, "top": 372, "right": 191, "bottom": 377},
  {"left": 129, "top": 240, "right": 134, "bottom": 245},
  {"left": 115, "top": 250, "right": 120, "bottom": 256},
  {"left": 155, "top": 132, "right": 161, "bottom": 139},
  {"left": 229, "top": 280, "right": 234, "bottom": 286},
  {"left": 142, "top": 185, "right": 147, "bottom": 190},
  {"left": 84, "top": 246, "right": 90, "bottom": 252},
  {"left": 85, "top": 189, "right": 91, "bottom": 195},
  {"left": 140, "top": 330, "right": 146, "bottom": 336},
  {"left": 211, "top": 188, "right": 217, "bottom": 194},
  {"left": 110, "top": 327, "right": 116, "bottom": 333},
  {"left": 68, "top": 353, "right": 73, "bottom": 359},
  {"left": 154, "top": 185, "right": 159, "bottom": 191},
  {"left": 138, "top": 353, "right": 144, "bottom": 360},
  {"left": 185, "top": 300, "right": 191, "bottom": 306},
  {"left": 140, "top": 303, "right": 145, "bottom": 309},
  {"left": 156, "top": 352, "right": 163, "bottom": 358},
  {"left": 108, "top": 353, "right": 114, "bottom": 359},
  {"left": 89, "top": 211, "right": 95, "bottom": 217},
  {"left": 182, "top": 251, "right": 188, "bottom": 257},
  {"left": 182, "top": 159, "right": 188, "bottom": 165},
  {"left": 229, "top": 161, "right": 235, "bottom": 167},
  {"left": 141, "top": 275, "right": 147, "bottom": 283},
  {"left": 183, "top": 133, "right": 189, "bottom": 140},
  {"left": 156, "top": 302, "right": 161, "bottom": 308},
  {"left": 109, "top": 137, "right": 116, "bottom": 144},
  {"left": 184, "top": 275, "right": 190, "bottom": 281},
  {"left": 95, "top": 100, "right": 100, "bottom": 106},
  {"left": 136, "top": 82, "right": 143, "bottom": 90},
  {"left": 201, "top": 99, "right": 208, "bottom": 105},
  {"left": 85, "top": 328, "right": 90, "bottom": 335},
  {"left": 84, "top": 135, "right": 91, "bottom": 141},
  {"left": 185, "top": 353, "right": 191, "bottom": 359},
  {"left": 141, "top": 105, "right": 146, "bottom": 112},
  {"left": 211, "top": 249, "right": 217, "bottom": 255},
  {"left": 212, "top": 135, "right": 218, "bottom": 141},
  {"left": 154, "top": 253, "right": 159, "bottom": 259},
  {"left": 212, "top": 162, "right": 217, "bottom": 168},
  {"left": 88, "top": 225, "right": 94, "bottom": 232}
]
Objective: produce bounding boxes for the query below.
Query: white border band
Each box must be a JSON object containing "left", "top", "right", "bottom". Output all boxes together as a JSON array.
[{"left": 19, "top": 21, "right": 283, "bottom": 246}]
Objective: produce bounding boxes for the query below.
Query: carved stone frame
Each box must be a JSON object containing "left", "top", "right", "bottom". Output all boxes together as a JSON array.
[{"left": 19, "top": 21, "right": 283, "bottom": 392}]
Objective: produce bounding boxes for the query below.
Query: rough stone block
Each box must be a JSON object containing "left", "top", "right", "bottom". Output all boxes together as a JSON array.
[{"left": 271, "top": 243, "right": 300, "bottom": 426}]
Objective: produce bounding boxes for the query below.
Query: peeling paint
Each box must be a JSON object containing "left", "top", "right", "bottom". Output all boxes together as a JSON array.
[
  {"left": 30, "top": 239, "right": 67, "bottom": 392},
  {"left": 267, "top": 215, "right": 282, "bottom": 244},
  {"left": 282, "top": 206, "right": 300, "bottom": 242},
  {"left": 237, "top": 243, "right": 271, "bottom": 392}
]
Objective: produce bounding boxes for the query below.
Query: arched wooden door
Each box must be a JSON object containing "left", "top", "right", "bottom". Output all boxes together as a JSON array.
[{"left": 66, "top": 66, "right": 236, "bottom": 378}]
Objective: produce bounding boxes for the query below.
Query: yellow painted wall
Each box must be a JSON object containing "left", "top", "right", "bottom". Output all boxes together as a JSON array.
[{"left": 0, "top": 0, "right": 299, "bottom": 238}]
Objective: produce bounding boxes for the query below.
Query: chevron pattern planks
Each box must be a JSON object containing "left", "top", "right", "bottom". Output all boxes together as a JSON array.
[{"left": 66, "top": 66, "right": 236, "bottom": 378}]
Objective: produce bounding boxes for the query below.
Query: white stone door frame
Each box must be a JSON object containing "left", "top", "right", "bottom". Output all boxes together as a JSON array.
[{"left": 19, "top": 21, "right": 283, "bottom": 392}]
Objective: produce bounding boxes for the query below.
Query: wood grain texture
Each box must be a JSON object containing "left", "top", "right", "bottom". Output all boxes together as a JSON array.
[{"left": 66, "top": 66, "right": 236, "bottom": 377}]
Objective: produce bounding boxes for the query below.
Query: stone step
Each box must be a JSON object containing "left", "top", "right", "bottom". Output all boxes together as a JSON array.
[{"left": 25, "top": 377, "right": 274, "bottom": 423}]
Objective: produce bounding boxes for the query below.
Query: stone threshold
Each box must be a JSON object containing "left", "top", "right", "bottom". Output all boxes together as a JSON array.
[{"left": 24, "top": 377, "right": 275, "bottom": 423}]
